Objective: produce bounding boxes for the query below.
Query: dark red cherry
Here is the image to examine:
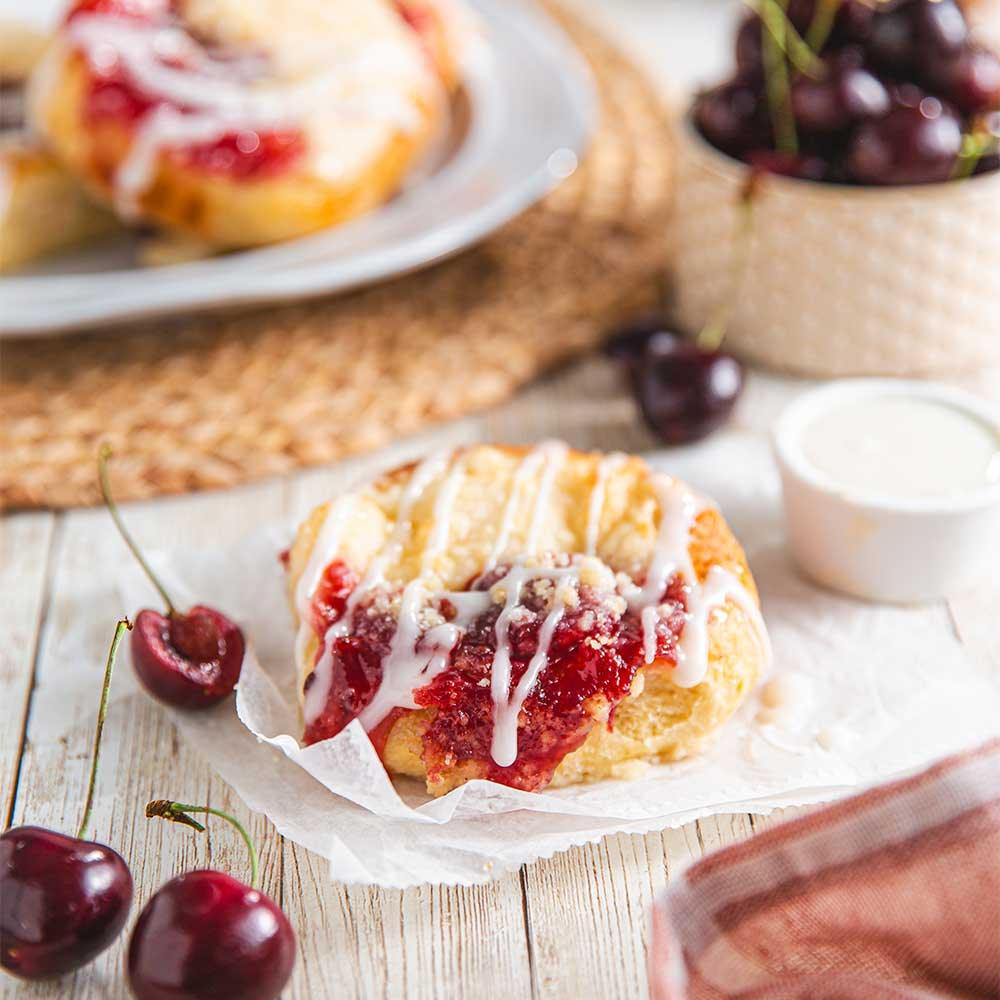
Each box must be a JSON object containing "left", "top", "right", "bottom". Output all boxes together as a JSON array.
[
  {"left": 132, "top": 606, "right": 245, "bottom": 709},
  {"left": 975, "top": 149, "right": 1000, "bottom": 174},
  {"left": 927, "top": 44, "right": 1000, "bottom": 115},
  {"left": 847, "top": 98, "right": 963, "bottom": 184},
  {"left": 868, "top": 6, "right": 919, "bottom": 71},
  {"left": 1, "top": 620, "right": 134, "bottom": 980},
  {"left": 1, "top": 827, "right": 133, "bottom": 979},
  {"left": 131, "top": 800, "right": 295, "bottom": 1000},
  {"left": 694, "top": 79, "right": 769, "bottom": 156},
  {"left": 783, "top": 0, "right": 876, "bottom": 47},
  {"left": 128, "top": 870, "right": 295, "bottom": 1000},
  {"left": 633, "top": 339, "right": 745, "bottom": 445},
  {"left": 735, "top": 16, "right": 764, "bottom": 79},
  {"left": 792, "top": 64, "right": 890, "bottom": 134},
  {"left": 837, "top": 0, "right": 876, "bottom": 44},
  {"left": 604, "top": 316, "right": 676, "bottom": 365},
  {"left": 911, "top": 0, "right": 968, "bottom": 56},
  {"left": 98, "top": 446, "right": 246, "bottom": 710},
  {"left": 746, "top": 148, "right": 830, "bottom": 180}
]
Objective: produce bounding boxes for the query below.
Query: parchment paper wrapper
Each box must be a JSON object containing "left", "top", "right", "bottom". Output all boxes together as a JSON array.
[{"left": 53, "top": 431, "right": 999, "bottom": 887}]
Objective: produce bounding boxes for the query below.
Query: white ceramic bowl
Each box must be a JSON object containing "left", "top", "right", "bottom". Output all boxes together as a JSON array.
[
  {"left": 667, "top": 117, "right": 1000, "bottom": 378},
  {"left": 773, "top": 379, "right": 1000, "bottom": 604}
]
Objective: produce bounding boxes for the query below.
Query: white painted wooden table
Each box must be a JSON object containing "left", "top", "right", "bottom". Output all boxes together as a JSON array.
[
  {"left": 3, "top": 4, "right": 998, "bottom": 998},
  {"left": 5, "top": 354, "right": 997, "bottom": 1000}
]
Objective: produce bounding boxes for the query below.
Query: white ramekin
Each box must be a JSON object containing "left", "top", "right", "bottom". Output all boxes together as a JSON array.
[
  {"left": 667, "top": 116, "right": 1000, "bottom": 378},
  {"left": 773, "top": 379, "right": 1000, "bottom": 604}
]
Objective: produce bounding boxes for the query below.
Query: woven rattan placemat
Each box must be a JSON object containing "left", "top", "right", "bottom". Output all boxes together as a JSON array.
[{"left": 2, "top": 4, "right": 671, "bottom": 510}]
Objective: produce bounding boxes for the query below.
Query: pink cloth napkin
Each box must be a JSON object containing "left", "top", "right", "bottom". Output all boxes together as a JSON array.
[{"left": 650, "top": 740, "right": 1000, "bottom": 1000}]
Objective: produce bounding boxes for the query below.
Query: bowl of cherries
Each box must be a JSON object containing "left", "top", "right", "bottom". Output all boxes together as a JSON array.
[{"left": 668, "top": 0, "right": 1000, "bottom": 378}]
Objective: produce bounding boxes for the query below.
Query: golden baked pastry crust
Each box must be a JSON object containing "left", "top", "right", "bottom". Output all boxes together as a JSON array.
[
  {"left": 0, "top": 137, "right": 118, "bottom": 272},
  {"left": 287, "top": 444, "right": 768, "bottom": 796},
  {"left": 31, "top": 0, "right": 458, "bottom": 248}
]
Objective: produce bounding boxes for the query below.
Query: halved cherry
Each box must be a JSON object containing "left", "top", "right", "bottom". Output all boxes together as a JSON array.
[{"left": 98, "top": 446, "right": 245, "bottom": 709}]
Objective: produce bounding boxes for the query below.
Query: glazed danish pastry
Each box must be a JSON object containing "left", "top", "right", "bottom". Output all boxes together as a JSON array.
[
  {"left": 30, "top": 0, "right": 467, "bottom": 248},
  {"left": 287, "top": 444, "right": 770, "bottom": 796}
]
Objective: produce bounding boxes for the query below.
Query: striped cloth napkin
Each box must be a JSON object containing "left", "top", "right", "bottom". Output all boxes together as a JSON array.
[{"left": 650, "top": 740, "right": 1000, "bottom": 999}]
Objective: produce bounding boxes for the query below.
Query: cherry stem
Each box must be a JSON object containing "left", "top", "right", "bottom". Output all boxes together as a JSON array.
[
  {"left": 145, "top": 800, "right": 259, "bottom": 889},
  {"left": 748, "top": 0, "right": 825, "bottom": 79},
  {"left": 98, "top": 444, "right": 176, "bottom": 616},
  {"left": 759, "top": 0, "right": 799, "bottom": 155},
  {"left": 952, "top": 131, "right": 995, "bottom": 181},
  {"left": 804, "top": 0, "right": 839, "bottom": 54},
  {"left": 78, "top": 618, "right": 133, "bottom": 841},
  {"left": 696, "top": 182, "right": 757, "bottom": 352}
]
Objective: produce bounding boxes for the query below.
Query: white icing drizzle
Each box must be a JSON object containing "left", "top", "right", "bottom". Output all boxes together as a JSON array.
[
  {"left": 421, "top": 454, "right": 466, "bottom": 573},
  {"left": 297, "top": 446, "right": 771, "bottom": 768},
  {"left": 626, "top": 477, "right": 702, "bottom": 623},
  {"left": 585, "top": 452, "right": 625, "bottom": 555},
  {"left": 484, "top": 447, "right": 550, "bottom": 572},
  {"left": 293, "top": 493, "right": 357, "bottom": 673},
  {"left": 359, "top": 615, "right": 464, "bottom": 729},
  {"left": 626, "top": 476, "right": 770, "bottom": 686},
  {"left": 525, "top": 441, "right": 567, "bottom": 554},
  {"left": 673, "top": 564, "right": 771, "bottom": 687},
  {"left": 303, "top": 450, "right": 449, "bottom": 727},
  {"left": 64, "top": 12, "right": 436, "bottom": 213},
  {"left": 488, "top": 565, "right": 532, "bottom": 766},
  {"left": 492, "top": 602, "right": 564, "bottom": 767}
]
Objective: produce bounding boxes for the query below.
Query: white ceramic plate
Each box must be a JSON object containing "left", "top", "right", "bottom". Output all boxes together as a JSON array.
[{"left": 0, "top": 0, "right": 596, "bottom": 336}]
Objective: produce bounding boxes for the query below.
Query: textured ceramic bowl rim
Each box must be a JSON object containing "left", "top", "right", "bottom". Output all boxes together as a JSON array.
[
  {"left": 678, "top": 112, "right": 1000, "bottom": 202},
  {"left": 773, "top": 379, "right": 1000, "bottom": 515}
]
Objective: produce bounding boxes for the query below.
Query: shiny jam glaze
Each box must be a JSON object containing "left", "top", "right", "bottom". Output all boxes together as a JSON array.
[
  {"left": 67, "top": 0, "right": 307, "bottom": 181},
  {"left": 302, "top": 559, "right": 688, "bottom": 792}
]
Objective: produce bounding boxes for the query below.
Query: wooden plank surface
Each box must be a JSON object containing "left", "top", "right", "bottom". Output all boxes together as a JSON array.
[
  {"left": 3, "top": 353, "right": 996, "bottom": 999},
  {"left": 3, "top": 3, "right": 998, "bottom": 996}
]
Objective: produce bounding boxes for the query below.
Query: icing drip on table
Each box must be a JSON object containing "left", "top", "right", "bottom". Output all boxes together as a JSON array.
[
  {"left": 61, "top": 8, "right": 436, "bottom": 211},
  {"left": 297, "top": 444, "right": 770, "bottom": 774}
]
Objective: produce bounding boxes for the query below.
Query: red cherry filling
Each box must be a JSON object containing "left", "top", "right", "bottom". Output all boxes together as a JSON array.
[
  {"left": 71, "top": 3, "right": 306, "bottom": 181},
  {"left": 310, "top": 560, "right": 360, "bottom": 635},
  {"left": 133, "top": 606, "right": 245, "bottom": 709},
  {"left": 302, "top": 560, "right": 688, "bottom": 792}
]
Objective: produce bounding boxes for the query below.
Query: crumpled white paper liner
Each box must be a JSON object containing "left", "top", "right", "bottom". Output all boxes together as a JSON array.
[{"left": 55, "top": 432, "right": 996, "bottom": 887}]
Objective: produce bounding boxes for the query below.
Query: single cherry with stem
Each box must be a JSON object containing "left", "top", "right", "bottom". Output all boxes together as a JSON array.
[
  {"left": 128, "top": 800, "right": 296, "bottom": 1000},
  {"left": 1, "top": 620, "right": 135, "bottom": 979},
  {"left": 610, "top": 180, "right": 756, "bottom": 446},
  {"left": 98, "top": 445, "right": 245, "bottom": 709}
]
